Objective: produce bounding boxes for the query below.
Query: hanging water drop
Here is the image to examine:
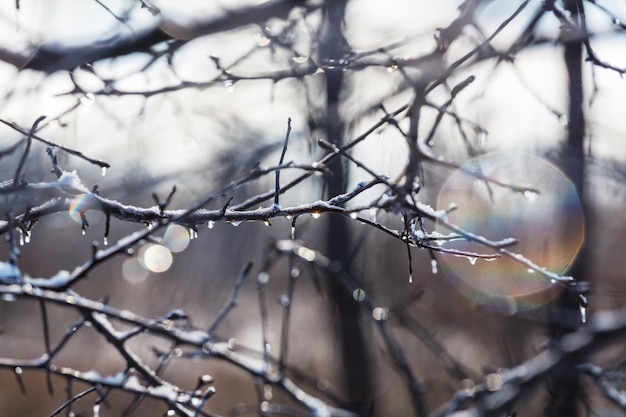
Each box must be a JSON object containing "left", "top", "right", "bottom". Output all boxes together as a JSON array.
[
  {"left": 579, "top": 304, "right": 587, "bottom": 323},
  {"left": 408, "top": 274, "right": 413, "bottom": 284},
  {"left": 477, "top": 131, "right": 488, "bottom": 147},
  {"left": 349, "top": 212, "right": 358, "bottom": 220},
  {"left": 229, "top": 220, "right": 242, "bottom": 227},
  {"left": 207, "top": 221, "right": 215, "bottom": 229},
  {"left": 523, "top": 190, "right": 538, "bottom": 204},
  {"left": 264, "top": 219, "right": 271, "bottom": 227},
  {"left": 103, "top": 237, "right": 108, "bottom": 246},
  {"left": 24, "top": 232, "right": 30, "bottom": 244},
  {"left": 431, "top": 259, "right": 438, "bottom": 274},
  {"left": 18, "top": 230, "right": 24, "bottom": 246},
  {"left": 291, "top": 225, "right": 296, "bottom": 240},
  {"left": 280, "top": 294, "right": 290, "bottom": 307},
  {"left": 254, "top": 33, "right": 271, "bottom": 46},
  {"left": 311, "top": 212, "right": 321, "bottom": 219},
  {"left": 101, "top": 166, "right": 107, "bottom": 177},
  {"left": 223, "top": 79, "right": 235, "bottom": 92},
  {"left": 292, "top": 55, "right": 309, "bottom": 64},
  {"left": 80, "top": 93, "right": 95, "bottom": 105},
  {"left": 468, "top": 257, "right": 477, "bottom": 265},
  {"left": 386, "top": 63, "right": 398, "bottom": 72},
  {"left": 93, "top": 404, "right": 100, "bottom": 417},
  {"left": 81, "top": 229, "right": 86, "bottom": 236},
  {"left": 369, "top": 207, "right": 377, "bottom": 221},
  {"left": 2, "top": 294, "right": 16, "bottom": 302}
]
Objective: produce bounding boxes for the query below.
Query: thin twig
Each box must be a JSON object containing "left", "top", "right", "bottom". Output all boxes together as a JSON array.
[
  {"left": 208, "top": 261, "right": 253, "bottom": 335},
  {"left": 275, "top": 117, "right": 292, "bottom": 206},
  {"left": 0, "top": 118, "right": 110, "bottom": 169}
]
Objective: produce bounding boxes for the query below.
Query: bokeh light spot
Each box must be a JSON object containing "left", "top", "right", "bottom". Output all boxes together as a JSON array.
[
  {"left": 436, "top": 152, "right": 584, "bottom": 310},
  {"left": 138, "top": 243, "right": 173, "bottom": 273},
  {"left": 162, "top": 224, "right": 190, "bottom": 253},
  {"left": 122, "top": 258, "right": 149, "bottom": 284},
  {"left": 352, "top": 288, "right": 366, "bottom": 301}
]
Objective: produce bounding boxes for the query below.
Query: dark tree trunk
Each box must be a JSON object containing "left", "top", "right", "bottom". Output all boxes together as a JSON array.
[
  {"left": 321, "top": 1, "right": 373, "bottom": 415},
  {"left": 546, "top": 1, "right": 587, "bottom": 416}
]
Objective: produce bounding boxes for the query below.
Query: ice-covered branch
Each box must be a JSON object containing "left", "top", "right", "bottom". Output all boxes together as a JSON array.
[{"left": 431, "top": 308, "right": 626, "bottom": 417}]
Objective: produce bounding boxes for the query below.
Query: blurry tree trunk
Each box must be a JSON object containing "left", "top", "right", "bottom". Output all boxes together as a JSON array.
[
  {"left": 321, "top": 1, "right": 373, "bottom": 415},
  {"left": 546, "top": 0, "right": 586, "bottom": 416}
]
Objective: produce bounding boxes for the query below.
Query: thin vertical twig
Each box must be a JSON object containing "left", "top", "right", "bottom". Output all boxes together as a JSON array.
[
  {"left": 39, "top": 299, "right": 54, "bottom": 395},
  {"left": 258, "top": 271, "right": 271, "bottom": 368},
  {"left": 208, "top": 262, "right": 253, "bottom": 335},
  {"left": 274, "top": 117, "right": 292, "bottom": 206},
  {"left": 13, "top": 116, "right": 46, "bottom": 187},
  {"left": 279, "top": 257, "right": 297, "bottom": 374}
]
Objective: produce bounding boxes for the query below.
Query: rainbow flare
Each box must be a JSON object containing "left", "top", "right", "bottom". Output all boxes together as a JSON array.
[{"left": 436, "top": 152, "right": 584, "bottom": 312}]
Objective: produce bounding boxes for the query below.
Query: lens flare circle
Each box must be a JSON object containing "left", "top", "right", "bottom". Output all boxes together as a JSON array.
[
  {"left": 436, "top": 152, "right": 584, "bottom": 310},
  {"left": 162, "top": 224, "right": 190, "bottom": 253},
  {"left": 68, "top": 194, "right": 91, "bottom": 224},
  {"left": 122, "top": 257, "right": 149, "bottom": 284}
]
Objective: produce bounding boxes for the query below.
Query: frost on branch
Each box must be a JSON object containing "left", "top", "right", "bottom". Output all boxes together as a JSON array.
[{"left": 0, "top": 1, "right": 625, "bottom": 417}]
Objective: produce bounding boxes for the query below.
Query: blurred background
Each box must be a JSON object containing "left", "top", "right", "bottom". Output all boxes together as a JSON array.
[{"left": 0, "top": 1, "right": 626, "bottom": 416}]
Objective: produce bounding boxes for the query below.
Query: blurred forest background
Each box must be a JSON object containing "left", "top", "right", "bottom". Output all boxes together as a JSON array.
[{"left": 1, "top": 1, "right": 626, "bottom": 416}]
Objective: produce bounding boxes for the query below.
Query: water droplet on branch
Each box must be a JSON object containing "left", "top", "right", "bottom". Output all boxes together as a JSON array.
[
  {"left": 254, "top": 33, "right": 271, "bottom": 46},
  {"left": 579, "top": 304, "right": 587, "bottom": 323},
  {"left": 523, "top": 190, "right": 538, "bottom": 204},
  {"left": 292, "top": 55, "right": 309, "bottom": 64},
  {"left": 80, "top": 93, "right": 95, "bottom": 105},
  {"left": 223, "top": 80, "right": 235, "bottom": 92}
]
